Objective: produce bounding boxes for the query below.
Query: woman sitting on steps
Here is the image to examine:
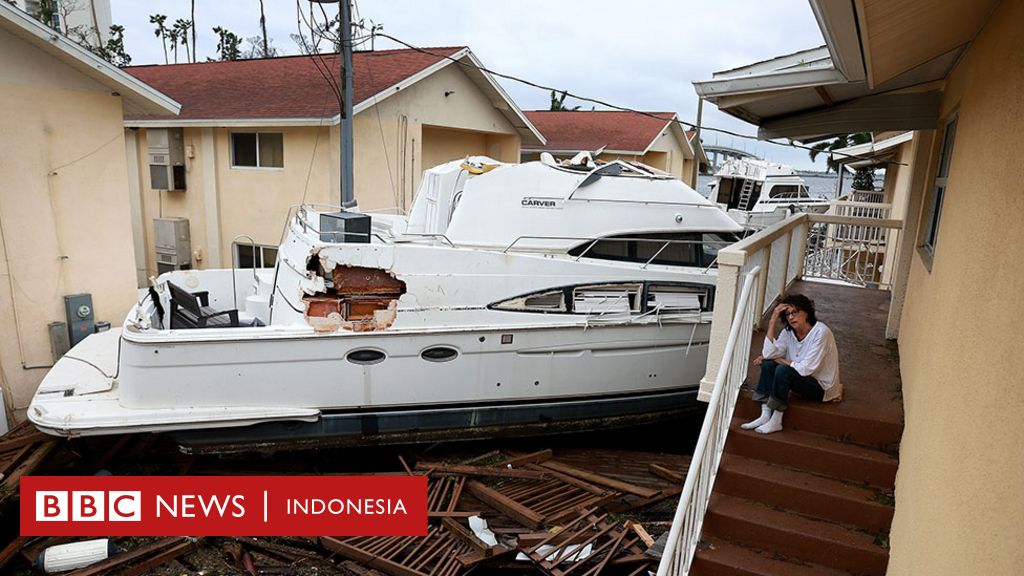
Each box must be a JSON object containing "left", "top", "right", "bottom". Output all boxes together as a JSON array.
[{"left": 743, "top": 293, "right": 842, "bottom": 435}]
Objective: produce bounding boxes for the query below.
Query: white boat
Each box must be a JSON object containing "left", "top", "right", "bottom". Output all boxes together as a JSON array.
[
  {"left": 707, "top": 158, "right": 830, "bottom": 230},
  {"left": 27, "top": 156, "right": 743, "bottom": 452}
]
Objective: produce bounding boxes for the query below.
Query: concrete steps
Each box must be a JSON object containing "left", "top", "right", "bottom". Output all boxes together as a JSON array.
[
  {"left": 693, "top": 537, "right": 853, "bottom": 576},
  {"left": 692, "top": 401, "right": 897, "bottom": 575},
  {"left": 716, "top": 454, "right": 894, "bottom": 532},
  {"left": 701, "top": 495, "right": 888, "bottom": 575},
  {"left": 734, "top": 392, "right": 902, "bottom": 448},
  {"left": 726, "top": 417, "right": 897, "bottom": 487}
]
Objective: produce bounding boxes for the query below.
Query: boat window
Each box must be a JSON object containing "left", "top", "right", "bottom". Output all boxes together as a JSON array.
[
  {"left": 491, "top": 281, "right": 712, "bottom": 315},
  {"left": 347, "top": 349, "right": 386, "bottom": 365},
  {"left": 573, "top": 284, "right": 641, "bottom": 314},
  {"left": 769, "top": 185, "right": 801, "bottom": 198},
  {"left": 647, "top": 285, "right": 706, "bottom": 313},
  {"left": 492, "top": 290, "right": 566, "bottom": 313},
  {"left": 421, "top": 347, "right": 459, "bottom": 362},
  {"left": 568, "top": 233, "right": 703, "bottom": 267},
  {"left": 701, "top": 232, "right": 741, "bottom": 267},
  {"left": 798, "top": 185, "right": 811, "bottom": 199}
]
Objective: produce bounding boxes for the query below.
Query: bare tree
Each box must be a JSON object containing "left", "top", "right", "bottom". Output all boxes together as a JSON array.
[
  {"left": 259, "top": 0, "right": 269, "bottom": 58},
  {"left": 190, "top": 0, "right": 197, "bottom": 62}
]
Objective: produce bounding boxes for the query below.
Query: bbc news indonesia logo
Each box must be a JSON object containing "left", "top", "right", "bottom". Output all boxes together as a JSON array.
[{"left": 21, "top": 476, "right": 427, "bottom": 537}]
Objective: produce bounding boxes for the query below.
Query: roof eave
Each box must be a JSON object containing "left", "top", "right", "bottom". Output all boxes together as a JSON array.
[
  {"left": 0, "top": 3, "right": 180, "bottom": 116},
  {"left": 693, "top": 67, "right": 848, "bottom": 100}
]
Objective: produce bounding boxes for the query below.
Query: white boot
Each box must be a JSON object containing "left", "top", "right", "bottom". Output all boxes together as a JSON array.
[
  {"left": 755, "top": 409, "right": 784, "bottom": 434},
  {"left": 741, "top": 404, "right": 772, "bottom": 430}
]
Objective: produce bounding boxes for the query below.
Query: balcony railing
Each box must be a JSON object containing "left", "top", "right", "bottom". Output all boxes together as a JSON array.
[{"left": 657, "top": 212, "right": 902, "bottom": 576}]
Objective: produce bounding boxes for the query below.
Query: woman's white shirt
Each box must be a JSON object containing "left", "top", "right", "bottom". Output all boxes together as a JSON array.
[{"left": 763, "top": 322, "right": 842, "bottom": 401}]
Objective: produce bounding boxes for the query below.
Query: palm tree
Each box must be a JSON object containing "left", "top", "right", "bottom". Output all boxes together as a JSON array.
[
  {"left": 173, "top": 19, "right": 193, "bottom": 63},
  {"left": 549, "top": 90, "right": 580, "bottom": 111},
  {"left": 150, "top": 14, "right": 169, "bottom": 64},
  {"left": 808, "top": 133, "right": 871, "bottom": 173}
]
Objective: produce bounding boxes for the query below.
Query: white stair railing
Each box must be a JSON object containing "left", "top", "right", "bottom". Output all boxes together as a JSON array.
[{"left": 656, "top": 265, "right": 762, "bottom": 576}]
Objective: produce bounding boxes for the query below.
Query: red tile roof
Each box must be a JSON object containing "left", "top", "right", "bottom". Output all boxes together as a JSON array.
[
  {"left": 522, "top": 110, "right": 677, "bottom": 153},
  {"left": 123, "top": 47, "right": 466, "bottom": 122}
]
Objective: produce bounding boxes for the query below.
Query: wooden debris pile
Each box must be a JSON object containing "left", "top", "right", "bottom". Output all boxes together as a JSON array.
[{"left": 0, "top": 426, "right": 688, "bottom": 575}]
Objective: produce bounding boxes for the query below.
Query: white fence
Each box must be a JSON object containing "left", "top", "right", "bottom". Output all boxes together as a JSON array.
[{"left": 658, "top": 212, "right": 903, "bottom": 576}]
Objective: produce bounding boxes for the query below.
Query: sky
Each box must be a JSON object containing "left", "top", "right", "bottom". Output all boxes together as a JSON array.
[{"left": 108, "top": 0, "right": 829, "bottom": 170}]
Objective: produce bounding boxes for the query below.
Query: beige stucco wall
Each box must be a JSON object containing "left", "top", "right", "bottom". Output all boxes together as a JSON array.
[
  {"left": 888, "top": 1, "right": 1024, "bottom": 573},
  {"left": 130, "top": 62, "right": 522, "bottom": 277},
  {"left": 0, "top": 27, "right": 139, "bottom": 417}
]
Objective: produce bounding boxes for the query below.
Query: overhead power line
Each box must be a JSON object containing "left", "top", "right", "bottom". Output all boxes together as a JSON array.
[{"left": 367, "top": 30, "right": 902, "bottom": 166}]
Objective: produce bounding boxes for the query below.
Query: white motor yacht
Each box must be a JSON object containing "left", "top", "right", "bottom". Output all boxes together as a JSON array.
[
  {"left": 28, "top": 156, "right": 743, "bottom": 452},
  {"left": 708, "top": 158, "right": 830, "bottom": 230}
]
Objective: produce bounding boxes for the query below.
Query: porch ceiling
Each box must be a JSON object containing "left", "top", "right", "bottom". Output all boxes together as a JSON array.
[{"left": 693, "top": 0, "right": 998, "bottom": 142}]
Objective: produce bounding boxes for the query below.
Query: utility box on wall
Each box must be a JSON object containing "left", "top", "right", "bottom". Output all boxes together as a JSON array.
[
  {"left": 154, "top": 217, "right": 192, "bottom": 274},
  {"left": 147, "top": 127, "right": 186, "bottom": 191},
  {"left": 64, "top": 293, "right": 95, "bottom": 348}
]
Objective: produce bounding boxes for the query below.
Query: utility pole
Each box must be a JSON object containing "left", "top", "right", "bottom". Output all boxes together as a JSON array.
[
  {"left": 340, "top": 0, "right": 355, "bottom": 207},
  {"left": 692, "top": 97, "right": 703, "bottom": 188},
  {"left": 310, "top": 0, "right": 355, "bottom": 208}
]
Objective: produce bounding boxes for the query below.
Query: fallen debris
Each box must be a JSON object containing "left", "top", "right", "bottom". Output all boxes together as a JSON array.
[{"left": 0, "top": 421, "right": 689, "bottom": 575}]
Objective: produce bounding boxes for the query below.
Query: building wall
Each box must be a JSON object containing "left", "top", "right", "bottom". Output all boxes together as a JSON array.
[
  {"left": 0, "top": 27, "right": 138, "bottom": 417},
  {"left": 352, "top": 62, "right": 522, "bottom": 212},
  {"left": 130, "top": 62, "right": 522, "bottom": 278},
  {"left": 889, "top": 1, "right": 1024, "bottom": 573}
]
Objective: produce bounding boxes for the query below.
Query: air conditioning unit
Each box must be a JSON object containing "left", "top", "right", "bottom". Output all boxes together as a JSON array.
[
  {"left": 148, "top": 128, "right": 186, "bottom": 191},
  {"left": 154, "top": 217, "right": 191, "bottom": 274}
]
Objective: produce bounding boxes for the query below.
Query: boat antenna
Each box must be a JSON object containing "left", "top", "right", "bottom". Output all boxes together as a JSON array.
[{"left": 310, "top": 0, "right": 355, "bottom": 208}]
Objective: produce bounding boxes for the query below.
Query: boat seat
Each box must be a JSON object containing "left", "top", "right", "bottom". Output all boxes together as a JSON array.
[{"left": 167, "top": 282, "right": 240, "bottom": 329}]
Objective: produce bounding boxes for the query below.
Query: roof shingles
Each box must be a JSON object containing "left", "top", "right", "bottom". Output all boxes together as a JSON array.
[
  {"left": 123, "top": 47, "right": 465, "bottom": 122},
  {"left": 522, "top": 110, "right": 676, "bottom": 153}
]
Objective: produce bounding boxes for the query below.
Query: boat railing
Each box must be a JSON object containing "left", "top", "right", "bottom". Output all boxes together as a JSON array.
[
  {"left": 290, "top": 205, "right": 389, "bottom": 244},
  {"left": 502, "top": 235, "right": 735, "bottom": 267},
  {"left": 656, "top": 265, "right": 762, "bottom": 576}
]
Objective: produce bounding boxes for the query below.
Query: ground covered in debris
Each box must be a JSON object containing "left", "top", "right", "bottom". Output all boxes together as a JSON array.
[{"left": 0, "top": 413, "right": 703, "bottom": 575}]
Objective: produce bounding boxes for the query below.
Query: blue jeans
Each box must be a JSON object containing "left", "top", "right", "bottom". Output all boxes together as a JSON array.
[{"left": 753, "top": 359, "right": 823, "bottom": 411}]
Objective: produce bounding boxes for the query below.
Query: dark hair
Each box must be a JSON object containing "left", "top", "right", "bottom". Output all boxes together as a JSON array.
[{"left": 780, "top": 293, "right": 817, "bottom": 331}]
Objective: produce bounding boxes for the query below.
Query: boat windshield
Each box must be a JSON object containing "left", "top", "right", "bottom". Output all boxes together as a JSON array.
[{"left": 568, "top": 232, "right": 741, "bottom": 268}]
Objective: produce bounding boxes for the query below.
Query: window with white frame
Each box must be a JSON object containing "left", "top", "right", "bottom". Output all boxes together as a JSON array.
[
  {"left": 921, "top": 116, "right": 957, "bottom": 260},
  {"left": 231, "top": 132, "right": 284, "bottom": 168},
  {"left": 233, "top": 243, "right": 278, "bottom": 269}
]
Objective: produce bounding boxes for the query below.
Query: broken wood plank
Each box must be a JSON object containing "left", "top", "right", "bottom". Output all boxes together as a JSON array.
[
  {"left": 537, "top": 460, "right": 660, "bottom": 498},
  {"left": 0, "top": 440, "right": 59, "bottom": 505},
  {"left": 427, "top": 511, "right": 482, "bottom": 519},
  {"left": 320, "top": 536, "right": 426, "bottom": 576},
  {"left": 497, "top": 449, "right": 553, "bottom": 468},
  {"left": 0, "top": 431, "right": 47, "bottom": 454},
  {"left": 441, "top": 517, "right": 491, "bottom": 555},
  {"left": 0, "top": 536, "right": 26, "bottom": 570},
  {"left": 64, "top": 537, "right": 190, "bottom": 576},
  {"left": 648, "top": 463, "right": 684, "bottom": 484},
  {"left": 465, "top": 480, "right": 544, "bottom": 529},
  {"left": 458, "top": 450, "right": 502, "bottom": 466},
  {"left": 524, "top": 463, "right": 607, "bottom": 495},
  {"left": 626, "top": 521, "right": 655, "bottom": 548},
  {"left": 415, "top": 463, "right": 547, "bottom": 479},
  {"left": 115, "top": 540, "right": 197, "bottom": 576}
]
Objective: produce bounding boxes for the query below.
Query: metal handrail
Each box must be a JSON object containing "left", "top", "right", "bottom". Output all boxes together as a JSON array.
[
  {"left": 657, "top": 265, "right": 762, "bottom": 576},
  {"left": 229, "top": 234, "right": 259, "bottom": 311}
]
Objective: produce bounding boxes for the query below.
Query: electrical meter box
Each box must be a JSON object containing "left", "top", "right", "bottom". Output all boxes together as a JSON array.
[
  {"left": 320, "top": 211, "right": 371, "bottom": 243},
  {"left": 64, "top": 293, "right": 95, "bottom": 348}
]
